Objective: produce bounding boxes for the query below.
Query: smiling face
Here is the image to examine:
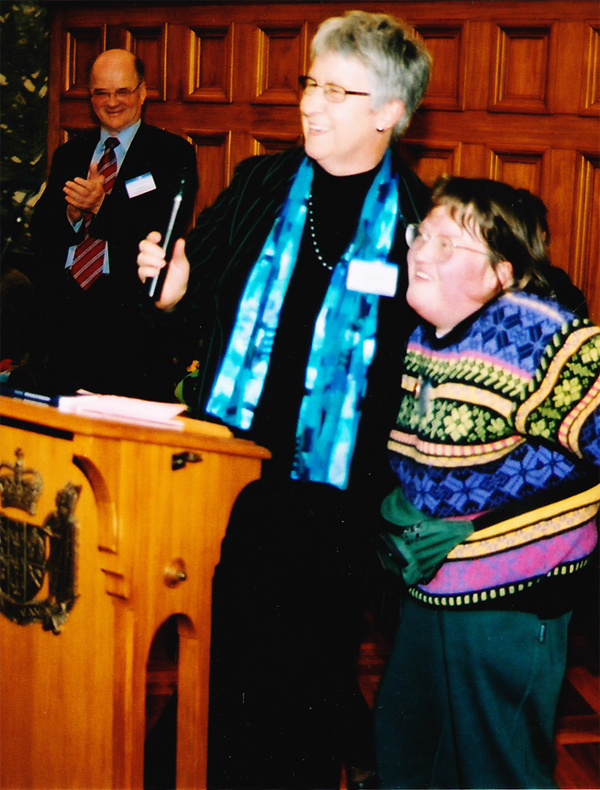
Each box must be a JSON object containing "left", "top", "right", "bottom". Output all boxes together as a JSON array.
[
  {"left": 300, "top": 52, "right": 402, "bottom": 176},
  {"left": 89, "top": 50, "right": 146, "bottom": 134},
  {"left": 406, "top": 205, "right": 513, "bottom": 336}
]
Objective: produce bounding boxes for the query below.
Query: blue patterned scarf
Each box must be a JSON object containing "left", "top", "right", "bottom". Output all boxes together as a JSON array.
[{"left": 207, "top": 150, "right": 399, "bottom": 488}]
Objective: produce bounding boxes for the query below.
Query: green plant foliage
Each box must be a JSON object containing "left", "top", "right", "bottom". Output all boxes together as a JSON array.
[{"left": 1, "top": 1, "right": 49, "bottom": 257}]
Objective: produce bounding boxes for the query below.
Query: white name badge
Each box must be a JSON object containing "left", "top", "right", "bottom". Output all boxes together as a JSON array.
[
  {"left": 346, "top": 259, "right": 399, "bottom": 297},
  {"left": 125, "top": 172, "right": 157, "bottom": 198}
]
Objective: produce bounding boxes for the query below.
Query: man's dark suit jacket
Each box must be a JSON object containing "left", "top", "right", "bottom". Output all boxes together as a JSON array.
[{"left": 30, "top": 122, "right": 198, "bottom": 400}]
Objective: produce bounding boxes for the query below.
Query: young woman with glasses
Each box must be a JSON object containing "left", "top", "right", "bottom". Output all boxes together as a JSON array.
[{"left": 376, "top": 176, "right": 599, "bottom": 789}]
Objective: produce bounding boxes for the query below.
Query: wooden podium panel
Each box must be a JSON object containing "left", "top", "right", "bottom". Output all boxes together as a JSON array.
[{"left": 0, "top": 396, "right": 269, "bottom": 790}]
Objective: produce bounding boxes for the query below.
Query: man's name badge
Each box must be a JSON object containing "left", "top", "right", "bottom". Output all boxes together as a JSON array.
[
  {"left": 125, "top": 172, "right": 157, "bottom": 198},
  {"left": 346, "top": 259, "right": 399, "bottom": 297}
]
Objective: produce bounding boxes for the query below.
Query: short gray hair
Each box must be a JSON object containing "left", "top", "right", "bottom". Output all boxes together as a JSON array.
[{"left": 311, "top": 10, "right": 432, "bottom": 138}]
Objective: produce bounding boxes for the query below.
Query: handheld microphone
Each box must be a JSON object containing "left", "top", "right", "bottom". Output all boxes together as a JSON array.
[{"left": 148, "top": 177, "right": 185, "bottom": 299}]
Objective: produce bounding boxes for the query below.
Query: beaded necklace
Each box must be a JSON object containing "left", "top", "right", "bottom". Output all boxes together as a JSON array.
[{"left": 307, "top": 195, "right": 333, "bottom": 271}]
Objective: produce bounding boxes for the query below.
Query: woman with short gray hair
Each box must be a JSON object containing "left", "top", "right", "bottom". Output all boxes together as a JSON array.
[{"left": 138, "top": 10, "right": 432, "bottom": 789}]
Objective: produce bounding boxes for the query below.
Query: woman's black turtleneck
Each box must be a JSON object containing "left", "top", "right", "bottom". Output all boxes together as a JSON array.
[{"left": 245, "top": 158, "right": 382, "bottom": 476}]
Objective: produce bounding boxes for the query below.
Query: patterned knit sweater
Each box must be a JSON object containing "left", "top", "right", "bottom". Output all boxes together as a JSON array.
[{"left": 387, "top": 291, "right": 600, "bottom": 614}]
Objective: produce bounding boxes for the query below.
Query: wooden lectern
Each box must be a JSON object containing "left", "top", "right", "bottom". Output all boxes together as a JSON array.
[{"left": 0, "top": 395, "right": 269, "bottom": 790}]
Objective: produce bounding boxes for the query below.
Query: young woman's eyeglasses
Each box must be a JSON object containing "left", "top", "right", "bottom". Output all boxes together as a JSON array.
[
  {"left": 405, "top": 223, "right": 490, "bottom": 263},
  {"left": 91, "top": 81, "right": 143, "bottom": 101},
  {"left": 298, "top": 75, "right": 370, "bottom": 103}
]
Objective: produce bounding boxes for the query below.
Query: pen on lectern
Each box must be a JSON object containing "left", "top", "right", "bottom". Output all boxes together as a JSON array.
[{"left": 148, "top": 179, "right": 185, "bottom": 298}]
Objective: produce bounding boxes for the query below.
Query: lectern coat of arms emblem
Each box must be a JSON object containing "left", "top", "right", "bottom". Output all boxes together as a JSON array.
[{"left": 0, "top": 448, "right": 80, "bottom": 633}]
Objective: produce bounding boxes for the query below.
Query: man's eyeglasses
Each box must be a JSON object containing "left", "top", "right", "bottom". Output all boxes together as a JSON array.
[
  {"left": 405, "top": 223, "right": 490, "bottom": 264},
  {"left": 91, "top": 81, "right": 143, "bottom": 101},
  {"left": 298, "top": 75, "right": 370, "bottom": 103}
]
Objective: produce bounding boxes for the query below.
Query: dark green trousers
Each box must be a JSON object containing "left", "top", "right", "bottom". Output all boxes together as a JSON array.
[{"left": 374, "top": 597, "right": 570, "bottom": 789}]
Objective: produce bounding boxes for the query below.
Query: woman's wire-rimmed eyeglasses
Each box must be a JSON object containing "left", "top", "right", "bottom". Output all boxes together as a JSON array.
[
  {"left": 298, "top": 75, "right": 370, "bottom": 103},
  {"left": 405, "top": 223, "right": 490, "bottom": 263}
]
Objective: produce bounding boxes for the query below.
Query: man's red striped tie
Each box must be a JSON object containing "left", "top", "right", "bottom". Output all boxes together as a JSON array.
[{"left": 71, "top": 137, "right": 120, "bottom": 289}]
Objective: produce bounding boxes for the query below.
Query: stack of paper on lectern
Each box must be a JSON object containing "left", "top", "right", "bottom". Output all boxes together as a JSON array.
[{"left": 58, "top": 393, "right": 187, "bottom": 429}]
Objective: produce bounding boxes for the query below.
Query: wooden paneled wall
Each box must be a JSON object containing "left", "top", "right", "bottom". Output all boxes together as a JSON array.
[{"left": 47, "top": 1, "right": 599, "bottom": 321}]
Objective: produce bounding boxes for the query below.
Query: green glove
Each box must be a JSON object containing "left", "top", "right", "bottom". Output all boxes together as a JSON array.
[{"left": 379, "top": 488, "right": 474, "bottom": 585}]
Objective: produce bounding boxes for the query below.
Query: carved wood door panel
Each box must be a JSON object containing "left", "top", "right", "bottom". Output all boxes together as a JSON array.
[{"left": 47, "top": 1, "right": 599, "bottom": 320}]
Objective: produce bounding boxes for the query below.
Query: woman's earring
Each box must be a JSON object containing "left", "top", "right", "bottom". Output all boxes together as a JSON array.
[{"left": 377, "top": 127, "right": 385, "bottom": 133}]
